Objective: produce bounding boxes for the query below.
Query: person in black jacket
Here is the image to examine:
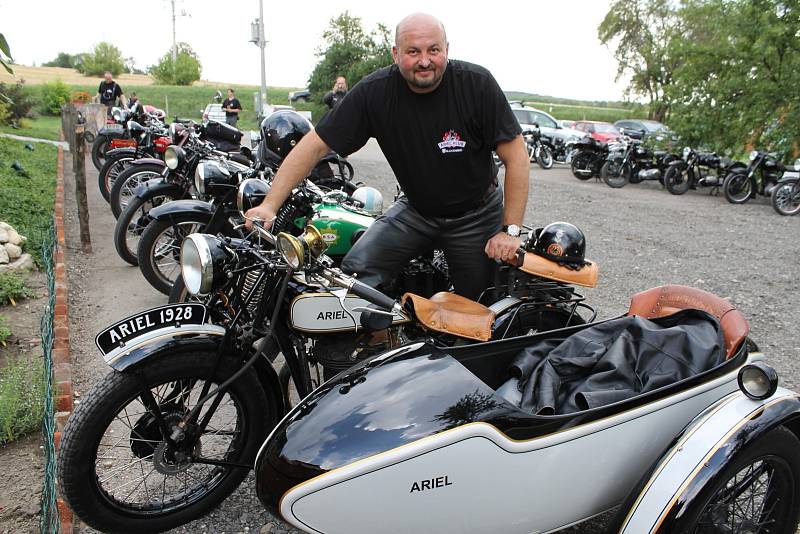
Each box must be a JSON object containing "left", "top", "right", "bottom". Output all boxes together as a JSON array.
[
  {"left": 323, "top": 76, "right": 348, "bottom": 110},
  {"left": 222, "top": 88, "right": 242, "bottom": 127},
  {"left": 95, "top": 71, "right": 126, "bottom": 113},
  {"left": 246, "top": 13, "right": 529, "bottom": 300}
]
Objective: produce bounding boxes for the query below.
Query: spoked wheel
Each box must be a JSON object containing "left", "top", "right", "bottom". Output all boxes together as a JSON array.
[
  {"left": 138, "top": 217, "right": 205, "bottom": 295},
  {"left": 771, "top": 180, "right": 800, "bottom": 216},
  {"left": 110, "top": 164, "right": 165, "bottom": 219},
  {"left": 536, "top": 146, "right": 554, "bottom": 169},
  {"left": 168, "top": 275, "right": 208, "bottom": 304},
  {"left": 57, "top": 352, "right": 273, "bottom": 533},
  {"left": 688, "top": 427, "right": 800, "bottom": 534},
  {"left": 723, "top": 173, "right": 754, "bottom": 204},
  {"left": 98, "top": 155, "right": 133, "bottom": 203},
  {"left": 114, "top": 194, "right": 176, "bottom": 266},
  {"left": 91, "top": 136, "right": 110, "bottom": 171},
  {"left": 664, "top": 165, "right": 693, "bottom": 195},
  {"left": 601, "top": 160, "right": 630, "bottom": 188},
  {"left": 570, "top": 152, "right": 595, "bottom": 180}
]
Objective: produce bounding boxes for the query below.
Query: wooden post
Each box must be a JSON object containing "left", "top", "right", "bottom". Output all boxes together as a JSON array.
[{"left": 73, "top": 123, "right": 92, "bottom": 253}]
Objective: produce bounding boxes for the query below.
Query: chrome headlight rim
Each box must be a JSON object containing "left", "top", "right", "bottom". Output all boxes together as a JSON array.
[
  {"left": 165, "top": 145, "right": 185, "bottom": 170},
  {"left": 737, "top": 362, "right": 778, "bottom": 400},
  {"left": 180, "top": 234, "right": 225, "bottom": 296},
  {"left": 749, "top": 150, "right": 759, "bottom": 161},
  {"left": 276, "top": 232, "right": 304, "bottom": 270},
  {"left": 194, "top": 162, "right": 206, "bottom": 195},
  {"left": 236, "top": 178, "right": 270, "bottom": 214}
]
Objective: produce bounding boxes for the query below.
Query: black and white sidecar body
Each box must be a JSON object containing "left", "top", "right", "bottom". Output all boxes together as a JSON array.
[{"left": 255, "top": 285, "right": 800, "bottom": 534}]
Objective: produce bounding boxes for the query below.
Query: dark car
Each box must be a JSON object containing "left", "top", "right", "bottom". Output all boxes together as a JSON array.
[
  {"left": 614, "top": 119, "right": 676, "bottom": 141},
  {"left": 288, "top": 89, "right": 311, "bottom": 103}
]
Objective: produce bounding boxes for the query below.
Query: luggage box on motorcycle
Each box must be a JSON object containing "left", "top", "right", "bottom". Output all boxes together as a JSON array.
[{"left": 203, "top": 120, "right": 243, "bottom": 144}]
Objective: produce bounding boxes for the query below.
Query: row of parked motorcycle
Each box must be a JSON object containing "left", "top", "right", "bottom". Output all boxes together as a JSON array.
[
  {"left": 565, "top": 133, "right": 800, "bottom": 216},
  {"left": 56, "top": 103, "right": 800, "bottom": 534}
]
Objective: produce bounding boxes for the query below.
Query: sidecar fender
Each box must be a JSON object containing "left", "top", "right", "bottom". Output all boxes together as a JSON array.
[
  {"left": 617, "top": 388, "right": 800, "bottom": 534},
  {"left": 104, "top": 324, "right": 287, "bottom": 417},
  {"left": 148, "top": 199, "right": 214, "bottom": 223},
  {"left": 133, "top": 178, "right": 183, "bottom": 200}
]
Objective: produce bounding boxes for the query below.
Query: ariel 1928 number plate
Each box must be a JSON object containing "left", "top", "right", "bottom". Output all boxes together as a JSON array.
[{"left": 95, "top": 303, "right": 207, "bottom": 355}]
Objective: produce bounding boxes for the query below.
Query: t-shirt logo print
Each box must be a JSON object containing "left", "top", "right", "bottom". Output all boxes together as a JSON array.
[{"left": 437, "top": 130, "right": 467, "bottom": 154}]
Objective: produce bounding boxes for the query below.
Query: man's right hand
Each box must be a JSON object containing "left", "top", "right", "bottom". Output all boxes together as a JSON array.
[{"left": 244, "top": 203, "right": 277, "bottom": 230}]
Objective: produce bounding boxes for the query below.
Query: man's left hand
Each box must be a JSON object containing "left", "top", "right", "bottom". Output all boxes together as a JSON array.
[{"left": 485, "top": 232, "right": 520, "bottom": 263}]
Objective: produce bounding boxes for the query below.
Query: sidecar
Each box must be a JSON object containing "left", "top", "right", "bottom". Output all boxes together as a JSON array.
[{"left": 255, "top": 285, "right": 800, "bottom": 534}]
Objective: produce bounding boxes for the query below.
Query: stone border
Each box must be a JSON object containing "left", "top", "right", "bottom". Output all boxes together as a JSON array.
[{"left": 52, "top": 146, "right": 74, "bottom": 534}]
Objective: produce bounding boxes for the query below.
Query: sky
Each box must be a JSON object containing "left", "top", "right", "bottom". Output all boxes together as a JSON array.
[{"left": 0, "top": 0, "right": 627, "bottom": 102}]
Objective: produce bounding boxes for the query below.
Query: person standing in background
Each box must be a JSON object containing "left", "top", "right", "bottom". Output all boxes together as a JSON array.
[
  {"left": 222, "top": 88, "right": 242, "bottom": 127},
  {"left": 323, "top": 76, "right": 348, "bottom": 110},
  {"left": 96, "top": 71, "right": 126, "bottom": 114}
]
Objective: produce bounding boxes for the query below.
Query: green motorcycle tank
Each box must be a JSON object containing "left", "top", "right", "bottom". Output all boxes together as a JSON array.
[{"left": 295, "top": 202, "right": 374, "bottom": 257}]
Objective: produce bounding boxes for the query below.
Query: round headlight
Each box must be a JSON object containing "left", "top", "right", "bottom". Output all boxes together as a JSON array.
[
  {"left": 683, "top": 146, "right": 691, "bottom": 158},
  {"left": 237, "top": 178, "right": 270, "bottom": 213},
  {"left": 276, "top": 232, "right": 303, "bottom": 270},
  {"left": 194, "top": 162, "right": 206, "bottom": 195},
  {"left": 180, "top": 234, "right": 230, "bottom": 296},
  {"left": 737, "top": 362, "right": 778, "bottom": 400},
  {"left": 165, "top": 145, "right": 185, "bottom": 170},
  {"left": 793, "top": 158, "right": 800, "bottom": 171},
  {"left": 112, "top": 108, "right": 123, "bottom": 122},
  {"left": 749, "top": 150, "right": 759, "bottom": 161}
]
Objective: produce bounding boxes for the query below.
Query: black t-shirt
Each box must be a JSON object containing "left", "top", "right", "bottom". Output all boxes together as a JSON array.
[
  {"left": 222, "top": 98, "right": 241, "bottom": 117},
  {"left": 98, "top": 81, "right": 122, "bottom": 105},
  {"left": 315, "top": 60, "right": 520, "bottom": 216}
]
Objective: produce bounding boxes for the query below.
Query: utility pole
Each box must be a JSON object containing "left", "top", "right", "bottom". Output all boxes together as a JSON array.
[
  {"left": 250, "top": 0, "right": 268, "bottom": 117},
  {"left": 171, "top": 0, "right": 178, "bottom": 84}
]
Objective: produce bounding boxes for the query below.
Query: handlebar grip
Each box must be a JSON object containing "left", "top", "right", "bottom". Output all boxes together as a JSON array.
[{"left": 349, "top": 279, "right": 396, "bottom": 311}]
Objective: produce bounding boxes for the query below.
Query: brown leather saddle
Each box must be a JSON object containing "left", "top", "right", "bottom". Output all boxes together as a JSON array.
[{"left": 402, "top": 292, "right": 495, "bottom": 342}]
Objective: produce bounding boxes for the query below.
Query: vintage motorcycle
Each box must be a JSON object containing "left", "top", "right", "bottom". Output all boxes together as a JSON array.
[
  {"left": 91, "top": 102, "right": 166, "bottom": 170},
  {"left": 770, "top": 159, "right": 800, "bottom": 216},
  {"left": 570, "top": 136, "right": 615, "bottom": 180},
  {"left": 601, "top": 138, "right": 679, "bottom": 188},
  {"left": 524, "top": 127, "right": 553, "bottom": 169},
  {"left": 256, "top": 283, "right": 800, "bottom": 534},
  {"left": 722, "top": 150, "right": 790, "bottom": 204},
  {"left": 57, "top": 219, "right": 600, "bottom": 533},
  {"left": 663, "top": 147, "right": 746, "bottom": 195}
]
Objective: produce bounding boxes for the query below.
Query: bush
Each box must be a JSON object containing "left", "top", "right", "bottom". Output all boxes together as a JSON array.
[
  {"left": 0, "top": 99, "right": 10, "bottom": 124},
  {"left": 0, "top": 314, "right": 10, "bottom": 345},
  {"left": 0, "top": 80, "right": 34, "bottom": 123},
  {"left": 40, "top": 79, "right": 71, "bottom": 115},
  {"left": 79, "top": 42, "right": 125, "bottom": 76},
  {"left": 0, "top": 272, "right": 34, "bottom": 305},
  {"left": 43, "top": 52, "right": 81, "bottom": 69},
  {"left": 0, "top": 353, "right": 45, "bottom": 444},
  {"left": 149, "top": 43, "right": 202, "bottom": 85}
]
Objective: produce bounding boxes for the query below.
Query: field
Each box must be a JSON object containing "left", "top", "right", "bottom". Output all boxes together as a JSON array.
[{"left": 524, "top": 101, "right": 639, "bottom": 122}]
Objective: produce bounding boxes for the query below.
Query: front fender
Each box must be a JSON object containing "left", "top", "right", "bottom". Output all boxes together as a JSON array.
[
  {"left": 149, "top": 199, "right": 214, "bottom": 223},
  {"left": 98, "top": 127, "right": 126, "bottom": 138},
  {"left": 133, "top": 178, "right": 184, "bottom": 200},
  {"left": 129, "top": 157, "right": 165, "bottom": 167},
  {"left": 617, "top": 388, "right": 800, "bottom": 534},
  {"left": 104, "top": 147, "right": 137, "bottom": 159},
  {"left": 104, "top": 324, "right": 287, "bottom": 418}
]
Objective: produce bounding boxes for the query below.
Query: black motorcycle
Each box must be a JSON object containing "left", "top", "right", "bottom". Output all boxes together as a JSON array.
[
  {"left": 601, "top": 138, "right": 678, "bottom": 188},
  {"left": 663, "top": 147, "right": 746, "bottom": 195},
  {"left": 57, "top": 217, "right": 598, "bottom": 533},
  {"left": 570, "top": 136, "right": 614, "bottom": 180},
  {"left": 91, "top": 102, "right": 163, "bottom": 170},
  {"left": 770, "top": 160, "right": 800, "bottom": 216},
  {"left": 524, "top": 127, "right": 553, "bottom": 169},
  {"left": 723, "top": 150, "right": 789, "bottom": 204}
]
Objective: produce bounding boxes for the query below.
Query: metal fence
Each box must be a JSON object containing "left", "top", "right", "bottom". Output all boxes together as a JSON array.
[{"left": 38, "top": 223, "right": 59, "bottom": 534}]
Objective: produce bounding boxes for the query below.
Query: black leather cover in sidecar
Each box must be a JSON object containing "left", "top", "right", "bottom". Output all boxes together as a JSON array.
[{"left": 510, "top": 310, "right": 725, "bottom": 415}]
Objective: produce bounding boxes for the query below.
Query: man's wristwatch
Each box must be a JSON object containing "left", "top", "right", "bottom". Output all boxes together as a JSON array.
[{"left": 502, "top": 224, "right": 521, "bottom": 237}]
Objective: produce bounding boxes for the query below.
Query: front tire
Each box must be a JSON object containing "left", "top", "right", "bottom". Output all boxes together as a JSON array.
[
  {"left": 138, "top": 215, "right": 206, "bottom": 295},
  {"left": 91, "top": 136, "right": 110, "bottom": 171},
  {"left": 536, "top": 146, "right": 554, "bottom": 169},
  {"left": 110, "top": 163, "right": 165, "bottom": 219},
  {"left": 664, "top": 164, "right": 692, "bottom": 195},
  {"left": 723, "top": 172, "right": 754, "bottom": 204},
  {"left": 98, "top": 154, "right": 134, "bottom": 203},
  {"left": 570, "top": 151, "right": 595, "bottom": 180},
  {"left": 771, "top": 179, "right": 800, "bottom": 216},
  {"left": 58, "top": 351, "right": 273, "bottom": 533},
  {"left": 114, "top": 192, "right": 179, "bottom": 266},
  {"left": 680, "top": 426, "right": 800, "bottom": 534},
  {"left": 601, "top": 159, "right": 630, "bottom": 188}
]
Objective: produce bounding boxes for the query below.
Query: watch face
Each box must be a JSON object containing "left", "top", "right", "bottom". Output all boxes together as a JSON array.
[{"left": 507, "top": 224, "right": 521, "bottom": 237}]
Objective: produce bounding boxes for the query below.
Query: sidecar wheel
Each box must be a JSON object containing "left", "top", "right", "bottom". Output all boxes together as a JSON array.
[
  {"left": 58, "top": 351, "right": 274, "bottom": 533},
  {"left": 680, "top": 426, "right": 800, "bottom": 533}
]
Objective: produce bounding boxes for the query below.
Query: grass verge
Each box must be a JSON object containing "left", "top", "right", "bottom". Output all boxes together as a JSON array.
[
  {"left": 0, "top": 138, "right": 57, "bottom": 265},
  {"left": 0, "top": 116, "right": 63, "bottom": 141},
  {"left": 0, "top": 352, "right": 45, "bottom": 445}
]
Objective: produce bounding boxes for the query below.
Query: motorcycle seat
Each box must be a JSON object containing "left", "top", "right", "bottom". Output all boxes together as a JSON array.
[
  {"left": 627, "top": 285, "right": 749, "bottom": 358},
  {"left": 518, "top": 253, "right": 599, "bottom": 288},
  {"left": 401, "top": 292, "right": 495, "bottom": 342}
]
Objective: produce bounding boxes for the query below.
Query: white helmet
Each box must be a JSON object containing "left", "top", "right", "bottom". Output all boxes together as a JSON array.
[{"left": 352, "top": 186, "right": 383, "bottom": 216}]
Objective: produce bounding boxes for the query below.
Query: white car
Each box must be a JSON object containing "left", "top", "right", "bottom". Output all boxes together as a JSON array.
[
  {"left": 202, "top": 103, "right": 227, "bottom": 125},
  {"left": 509, "top": 102, "right": 586, "bottom": 145}
]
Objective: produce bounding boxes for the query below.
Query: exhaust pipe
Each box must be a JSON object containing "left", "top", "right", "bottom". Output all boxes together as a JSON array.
[
  {"left": 574, "top": 169, "right": 592, "bottom": 177},
  {"left": 638, "top": 169, "right": 661, "bottom": 181}
]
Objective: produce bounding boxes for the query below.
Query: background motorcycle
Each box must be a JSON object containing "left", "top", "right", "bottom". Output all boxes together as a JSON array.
[
  {"left": 524, "top": 126, "right": 553, "bottom": 169},
  {"left": 770, "top": 159, "right": 800, "bottom": 216},
  {"left": 570, "top": 136, "right": 615, "bottom": 180},
  {"left": 57, "top": 220, "right": 597, "bottom": 533},
  {"left": 663, "top": 147, "right": 746, "bottom": 195},
  {"left": 723, "top": 150, "right": 788, "bottom": 204},
  {"left": 91, "top": 102, "right": 163, "bottom": 170},
  {"left": 601, "top": 138, "right": 678, "bottom": 188}
]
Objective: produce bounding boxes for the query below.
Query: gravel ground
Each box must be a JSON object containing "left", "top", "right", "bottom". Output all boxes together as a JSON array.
[{"left": 64, "top": 140, "right": 799, "bottom": 533}]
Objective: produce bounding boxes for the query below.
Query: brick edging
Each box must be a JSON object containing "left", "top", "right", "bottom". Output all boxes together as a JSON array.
[{"left": 52, "top": 146, "right": 74, "bottom": 534}]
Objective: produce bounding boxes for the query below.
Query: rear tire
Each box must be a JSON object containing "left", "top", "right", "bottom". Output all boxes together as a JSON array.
[
  {"left": 110, "top": 163, "right": 165, "bottom": 219},
  {"left": 723, "top": 172, "right": 754, "bottom": 204},
  {"left": 91, "top": 136, "right": 109, "bottom": 171},
  {"left": 570, "top": 152, "right": 595, "bottom": 180},
  {"left": 58, "top": 351, "right": 273, "bottom": 534},
  {"left": 771, "top": 179, "right": 800, "bottom": 216},
  {"left": 138, "top": 215, "right": 207, "bottom": 295}
]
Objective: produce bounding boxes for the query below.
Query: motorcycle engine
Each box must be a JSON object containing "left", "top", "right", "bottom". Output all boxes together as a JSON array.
[{"left": 397, "top": 252, "right": 450, "bottom": 298}]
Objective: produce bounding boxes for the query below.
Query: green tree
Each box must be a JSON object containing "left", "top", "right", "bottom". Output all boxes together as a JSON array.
[
  {"left": 307, "top": 12, "right": 393, "bottom": 99},
  {"left": 598, "top": 0, "right": 682, "bottom": 122},
  {"left": 40, "top": 79, "right": 71, "bottom": 115},
  {"left": 43, "top": 52, "right": 82, "bottom": 69},
  {"left": 0, "top": 32, "right": 12, "bottom": 74},
  {"left": 149, "top": 43, "right": 202, "bottom": 85},
  {"left": 79, "top": 42, "right": 125, "bottom": 76}
]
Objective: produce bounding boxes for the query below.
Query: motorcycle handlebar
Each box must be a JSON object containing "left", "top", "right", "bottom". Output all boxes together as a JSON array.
[{"left": 348, "top": 278, "right": 397, "bottom": 311}]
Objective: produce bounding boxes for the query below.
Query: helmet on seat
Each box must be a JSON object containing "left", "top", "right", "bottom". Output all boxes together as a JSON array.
[
  {"left": 351, "top": 186, "right": 383, "bottom": 216},
  {"left": 259, "top": 110, "right": 312, "bottom": 161},
  {"left": 526, "top": 222, "right": 588, "bottom": 269}
]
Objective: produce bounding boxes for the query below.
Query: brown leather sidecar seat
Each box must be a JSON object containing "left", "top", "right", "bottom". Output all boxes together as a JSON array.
[{"left": 627, "top": 285, "right": 750, "bottom": 359}]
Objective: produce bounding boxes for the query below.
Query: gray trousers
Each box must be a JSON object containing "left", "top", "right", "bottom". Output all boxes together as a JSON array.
[
  {"left": 340, "top": 186, "right": 504, "bottom": 300},
  {"left": 225, "top": 115, "right": 238, "bottom": 127}
]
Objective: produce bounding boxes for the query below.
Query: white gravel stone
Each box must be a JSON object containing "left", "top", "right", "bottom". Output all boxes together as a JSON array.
[
  {"left": 4, "top": 243, "right": 21, "bottom": 259},
  {"left": 0, "top": 246, "right": 8, "bottom": 264}
]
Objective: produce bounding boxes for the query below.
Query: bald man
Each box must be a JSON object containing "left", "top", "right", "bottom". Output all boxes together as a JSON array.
[{"left": 247, "top": 13, "right": 529, "bottom": 300}]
